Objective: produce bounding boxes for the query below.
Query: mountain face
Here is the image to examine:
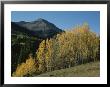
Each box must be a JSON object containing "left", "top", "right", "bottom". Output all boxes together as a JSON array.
[{"left": 12, "top": 18, "right": 63, "bottom": 39}]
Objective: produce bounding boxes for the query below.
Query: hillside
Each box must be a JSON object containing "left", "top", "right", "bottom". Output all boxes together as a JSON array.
[
  {"left": 12, "top": 20, "right": 100, "bottom": 77},
  {"left": 35, "top": 61, "right": 100, "bottom": 77}
]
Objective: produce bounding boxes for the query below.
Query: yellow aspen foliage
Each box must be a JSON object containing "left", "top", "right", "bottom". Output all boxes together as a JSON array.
[
  {"left": 35, "top": 22, "right": 100, "bottom": 73},
  {"left": 12, "top": 55, "right": 37, "bottom": 77},
  {"left": 36, "top": 40, "right": 46, "bottom": 72},
  {"left": 45, "top": 39, "right": 54, "bottom": 71}
]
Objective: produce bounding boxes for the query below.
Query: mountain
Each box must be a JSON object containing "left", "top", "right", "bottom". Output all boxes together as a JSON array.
[
  {"left": 13, "top": 18, "right": 63, "bottom": 39},
  {"left": 11, "top": 18, "right": 63, "bottom": 73},
  {"left": 11, "top": 22, "right": 35, "bottom": 36}
]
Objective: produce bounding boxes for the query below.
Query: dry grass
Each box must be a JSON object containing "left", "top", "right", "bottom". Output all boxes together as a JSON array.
[{"left": 35, "top": 61, "right": 100, "bottom": 77}]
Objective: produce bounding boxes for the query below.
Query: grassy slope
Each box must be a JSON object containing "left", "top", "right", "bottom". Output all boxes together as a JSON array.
[{"left": 35, "top": 61, "right": 100, "bottom": 77}]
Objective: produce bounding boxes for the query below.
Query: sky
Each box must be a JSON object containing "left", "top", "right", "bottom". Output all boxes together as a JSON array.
[{"left": 11, "top": 11, "right": 100, "bottom": 34}]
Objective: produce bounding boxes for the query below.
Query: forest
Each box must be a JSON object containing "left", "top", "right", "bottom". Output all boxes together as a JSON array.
[{"left": 12, "top": 23, "right": 100, "bottom": 77}]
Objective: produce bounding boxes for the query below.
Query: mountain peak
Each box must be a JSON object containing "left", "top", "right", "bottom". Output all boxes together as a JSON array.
[
  {"left": 37, "top": 18, "right": 45, "bottom": 21},
  {"left": 31, "top": 18, "right": 48, "bottom": 24}
]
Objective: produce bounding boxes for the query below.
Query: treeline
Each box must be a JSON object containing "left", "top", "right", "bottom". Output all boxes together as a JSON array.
[{"left": 12, "top": 23, "right": 100, "bottom": 77}]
